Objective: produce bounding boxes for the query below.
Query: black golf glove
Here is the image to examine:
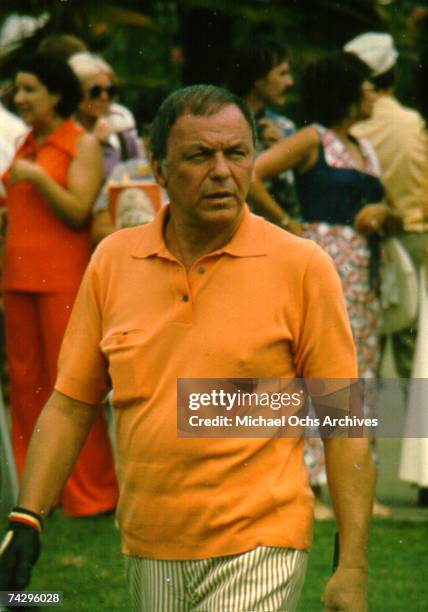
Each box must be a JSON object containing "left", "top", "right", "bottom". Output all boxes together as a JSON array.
[{"left": 0, "top": 507, "right": 43, "bottom": 590}]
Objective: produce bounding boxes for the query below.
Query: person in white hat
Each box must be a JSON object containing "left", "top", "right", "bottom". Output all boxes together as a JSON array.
[
  {"left": 346, "top": 32, "right": 428, "bottom": 505},
  {"left": 344, "top": 32, "right": 398, "bottom": 77}
]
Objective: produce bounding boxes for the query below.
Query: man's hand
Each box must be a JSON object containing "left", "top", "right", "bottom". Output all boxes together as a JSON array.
[
  {"left": 321, "top": 567, "right": 367, "bottom": 611},
  {"left": 8, "top": 160, "right": 44, "bottom": 186},
  {"left": 0, "top": 508, "right": 42, "bottom": 590}
]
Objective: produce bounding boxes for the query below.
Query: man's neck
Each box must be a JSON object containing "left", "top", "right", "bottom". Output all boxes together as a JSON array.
[
  {"left": 244, "top": 92, "right": 265, "bottom": 117},
  {"left": 164, "top": 211, "right": 243, "bottom": 270}
]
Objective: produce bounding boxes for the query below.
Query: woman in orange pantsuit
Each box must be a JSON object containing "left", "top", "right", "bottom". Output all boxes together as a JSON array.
[{"left": 1, "top": 54, "right": 118, "bottom": 516}]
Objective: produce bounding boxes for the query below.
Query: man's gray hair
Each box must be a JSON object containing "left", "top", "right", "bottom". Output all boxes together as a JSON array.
[{"left": 150, "top": 84, "right": 257, "bottom": 163}]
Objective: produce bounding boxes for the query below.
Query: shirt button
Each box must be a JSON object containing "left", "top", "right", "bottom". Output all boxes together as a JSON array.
[
  {"left": 197, "top": 266, "right": 205, "bottom": 274},
  {"left": 182, "top": 294, "right": 189, "bottom": 302}
]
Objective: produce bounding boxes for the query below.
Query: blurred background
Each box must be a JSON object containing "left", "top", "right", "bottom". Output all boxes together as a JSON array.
[{"left": 2, "top": 0, "right": 428, "bottom": 125}]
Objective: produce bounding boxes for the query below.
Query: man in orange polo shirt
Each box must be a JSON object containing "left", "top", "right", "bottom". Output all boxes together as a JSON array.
[{"left": 0, "top": 85, "right": 374, "bottom": 611}]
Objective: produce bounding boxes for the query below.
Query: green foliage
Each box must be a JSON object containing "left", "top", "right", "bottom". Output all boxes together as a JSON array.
[{"left": 0, "top": 3, "right": 423, "bottom": 142}]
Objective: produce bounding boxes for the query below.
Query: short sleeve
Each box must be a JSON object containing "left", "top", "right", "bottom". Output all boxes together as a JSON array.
[
  {"left": 293, "top": 244, "right": 358, "bottom": 379},
  {"left": 55, "top": 258, "right": 109, "bottom": 404}
]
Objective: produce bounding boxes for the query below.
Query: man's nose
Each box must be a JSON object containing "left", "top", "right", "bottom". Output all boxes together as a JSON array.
[{"left": 210, "top": 152, "right": 231, "bottom": 179}]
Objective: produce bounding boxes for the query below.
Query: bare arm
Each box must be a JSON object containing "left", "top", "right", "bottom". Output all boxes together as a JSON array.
[
  {"left": 321, "top": 437, "right": 374, "bottom": 611},
  {"left": 18, "top": 390, "right": 99, "bottom": 518},
  {"left": 8, "top": 133, "right": 103, "bottom": 230},
  {"left": 91, "top": 209, "right": 116, "bottom": 245},
  {"left": 249, "top": 126, "right": 319, "bottom": 225}
]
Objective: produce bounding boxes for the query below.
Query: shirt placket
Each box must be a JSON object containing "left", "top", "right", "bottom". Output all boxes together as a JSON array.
[{"left": 167, "top": 257, "right": 214, "bottom": 324}]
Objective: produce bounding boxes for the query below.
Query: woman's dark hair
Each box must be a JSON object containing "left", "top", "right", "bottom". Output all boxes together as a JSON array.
[
  {"left": 227, "top": 39, "right": 288, "bottom": 98},
  {"left": 17, "top": 53, "right": 82, "bottom": 118},
  {"left": 300, "top": 52, "right": 372, "bottom": 127},
  {"left": 372, "top": 68, "right": 395, "bottom": 91}
]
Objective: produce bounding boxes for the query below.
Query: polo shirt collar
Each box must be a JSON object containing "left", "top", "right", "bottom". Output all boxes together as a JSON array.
[{"left": 131, "top": 203, "right": 267, "bottom": 259}]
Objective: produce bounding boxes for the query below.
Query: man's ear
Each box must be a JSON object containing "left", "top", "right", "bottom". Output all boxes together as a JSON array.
[{"left": 151, "top": 155, "right": 167, "bottom": 188}]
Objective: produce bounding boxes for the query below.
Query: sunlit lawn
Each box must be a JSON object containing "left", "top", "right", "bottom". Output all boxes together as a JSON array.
[
  {"left": 2, "top": 439, "right": 427, "bottom": 611},
  {"left": 8, "top": 513, "right": 423, "bottom": 611}
]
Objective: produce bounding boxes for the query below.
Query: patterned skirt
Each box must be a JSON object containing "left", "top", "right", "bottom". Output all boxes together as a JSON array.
[{"left": 302, "top": 223, "right": 381, "bottom": 484}]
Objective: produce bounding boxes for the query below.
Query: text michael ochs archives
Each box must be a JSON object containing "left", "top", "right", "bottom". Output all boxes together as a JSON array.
[{"left": 176, "top": 379, "right": 380, "bottom": 438}]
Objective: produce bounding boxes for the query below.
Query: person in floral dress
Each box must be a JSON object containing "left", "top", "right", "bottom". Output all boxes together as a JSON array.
[{"left": 250, "top": 52, "right": 403, "bottom": 518}]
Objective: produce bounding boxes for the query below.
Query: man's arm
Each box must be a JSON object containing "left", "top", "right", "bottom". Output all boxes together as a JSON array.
[
  {"left": 18, "top": 390, "right": 99, "bottom": 517},
  {"left": 91, "top": 209, "right": 116, "bottom": 245},
  {"left": 0, "top": 391, "right": 99, "bottom": 589},
  {"left": 321, "top": 437, "right": 374, "bottom": 611}
]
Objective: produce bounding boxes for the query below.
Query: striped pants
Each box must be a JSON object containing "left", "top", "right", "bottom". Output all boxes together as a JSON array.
[{"left": 124, "top": 546, "right": 308, "bottom": 611}]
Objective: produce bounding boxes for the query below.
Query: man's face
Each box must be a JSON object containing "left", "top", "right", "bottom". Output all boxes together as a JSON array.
[
  {"left": 254, "top": 61, "right": 294, "bottom": 107},
  {"left": 153, "top": 105, "right": 255, "bottom": 229}
]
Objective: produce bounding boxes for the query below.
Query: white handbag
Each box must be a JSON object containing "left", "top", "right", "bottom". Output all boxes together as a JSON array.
[{"left": 380, "top": 237, "right": 418, "bottom": 334}]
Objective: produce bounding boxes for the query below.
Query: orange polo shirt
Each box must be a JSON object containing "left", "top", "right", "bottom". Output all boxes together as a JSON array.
[
  {"left": 2, "top": 118, "right": 92, "bottom": 292},
  {"left": 56, "top": 204, "right": 357, "bottom": 560}
]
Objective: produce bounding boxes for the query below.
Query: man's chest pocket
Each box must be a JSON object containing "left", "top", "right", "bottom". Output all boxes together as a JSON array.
[{"left": 100, "top": 329, "right": 152, "bottom": 407}]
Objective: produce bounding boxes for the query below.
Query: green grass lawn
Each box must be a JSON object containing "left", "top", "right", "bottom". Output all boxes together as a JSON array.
[
  {"left": 5, "top": 512, "right": 422, "bottom": 611},
  {"left": 2, "top": 439, "right": 427, "bottom": 611},
  {"left": 299, "top": 520, "right": 428, "bottom": 611}
]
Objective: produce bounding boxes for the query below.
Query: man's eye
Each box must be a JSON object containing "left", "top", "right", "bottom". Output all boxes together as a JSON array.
[
  {"left": 187, "top": 152, "right": 207, "bottom": 161},
  {"left": 228, "top": 150, "right": 247, "bottom": 159}
]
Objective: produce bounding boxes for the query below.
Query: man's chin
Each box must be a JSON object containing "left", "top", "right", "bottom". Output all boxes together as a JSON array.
[
  {"left": 273, "top": 96, "right": 286, "bottom": 106},
  {"left": 194, "top": 203, "right": 243, "bottom": 228}
]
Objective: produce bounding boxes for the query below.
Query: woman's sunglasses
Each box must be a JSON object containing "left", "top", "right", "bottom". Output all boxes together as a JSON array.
[{"left": 88, "top": 84, "right": 118, "bottom": 100}]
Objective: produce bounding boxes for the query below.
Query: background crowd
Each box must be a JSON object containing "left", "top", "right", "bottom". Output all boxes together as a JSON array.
[{"left": 1, "top": 3, "right": 428, "bottom": 524}]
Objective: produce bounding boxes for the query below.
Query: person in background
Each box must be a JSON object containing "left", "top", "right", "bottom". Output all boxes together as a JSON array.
[
  {"left": 91, "top": 156, "right": 168, "bottom": 244},
  {"left": 347, "top": 33, "right": 428, "bottom": 374},
  {"left": 1, "top": 53, "right": 118, "bottom": 517},
  {"left": 91, "top": 86, "right": 171, "bottom": 244},
  {"left": 68, "top": 52, "right": 139, "bottom": 179},
  {"left": 227, "top": 38, "right": 301, "bottom": 231},
  {"left": 0, "top": 101, "right": 27, "bottom": 176},
  {"left": 37, "top": 33, "right": 87, "bottom": 62},
  {"left": 345, "top": 33, "right": 428, "bottom": 505},
  {"left": 37, "top": 38, "right": 142, "bottom": 243},
  {"left": 0, "top": 100, "right": 27, "bottom": 241},
  {"left": 0, "top": 101, "right": 27, "bottom": 417},
  {"left": 250, "top": 52, "right": 403, "bottom": 518}
]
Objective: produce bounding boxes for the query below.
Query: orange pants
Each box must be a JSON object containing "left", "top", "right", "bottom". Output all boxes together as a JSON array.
[{"left": 3, "top": 291, "right": 118, "bottom": 516}]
